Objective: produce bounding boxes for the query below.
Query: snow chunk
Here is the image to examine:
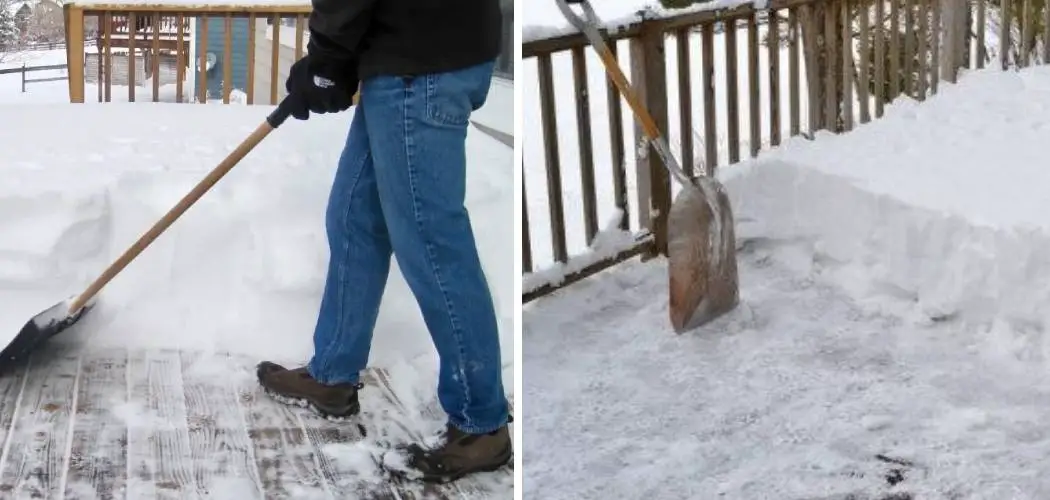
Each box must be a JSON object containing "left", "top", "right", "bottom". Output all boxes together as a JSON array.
[{"left": 523, "top": 209, "right": 641, "bottom": 294}]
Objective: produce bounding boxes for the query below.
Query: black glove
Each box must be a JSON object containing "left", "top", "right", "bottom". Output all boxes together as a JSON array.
[{"left": 284, "top": 33, "right": 359, "bottom": 120}]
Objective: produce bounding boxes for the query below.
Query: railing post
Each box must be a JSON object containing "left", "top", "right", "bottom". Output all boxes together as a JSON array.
[
  {"left": 21, "top": 64, "right": 26, "bottom": 93},
  {"left": 63, "top": 4, "right": 86, "bottom": 103},
  {"left": 629, "top": 24, "right": 671, "bottom": 259}
]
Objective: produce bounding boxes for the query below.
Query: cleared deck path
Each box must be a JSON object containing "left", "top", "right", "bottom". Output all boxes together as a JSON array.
[{"left": 0, "top": 344, "right": 512, "bottom": 499}]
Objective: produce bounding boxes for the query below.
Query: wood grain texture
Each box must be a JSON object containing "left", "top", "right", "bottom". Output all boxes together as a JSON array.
[
  {"left": 64, "top": 349, "right": 128, "bottom": 500},
  {"left": 0, "top": 346, "right": 79, "bottom": 497},
  {"left": 0, "top": 349, "right": 512, "bottom": 499},
  {"left": 125, "top": 349, "right": 195, "bottom": 499},
  {"left": 180, "top": 351, "right": 262, "bottom": 498},
  {"left": 238, "top": 379, "right": 329, "bottom": 499}
]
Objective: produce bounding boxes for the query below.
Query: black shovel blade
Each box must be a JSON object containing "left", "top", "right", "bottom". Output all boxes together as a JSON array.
[{"left": 1, "top": 302, "right": 91, "bottom": 369}]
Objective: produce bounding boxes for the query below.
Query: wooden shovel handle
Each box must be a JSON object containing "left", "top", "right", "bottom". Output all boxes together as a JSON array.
[{"left": 67, "top": 99, "right": 295, "bottom": 313}]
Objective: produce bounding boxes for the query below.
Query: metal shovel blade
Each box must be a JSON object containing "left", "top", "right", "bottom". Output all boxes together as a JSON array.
[
  {"left": 555, "top": 0, "right": 740, "bottom": 333},
  {"left": 667, "top": 178, "right": 740, "bottom": 333},
  {"left": 1, "top": 302, "right": 91, "bottom": 370}
]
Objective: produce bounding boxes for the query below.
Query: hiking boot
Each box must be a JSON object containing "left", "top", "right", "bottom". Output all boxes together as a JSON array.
[
  {"left": 256, "top": 361, "right": 363, "bottom": 420},
  {"left": 384, "top": 422, "right": 513, "bottom": 484}
]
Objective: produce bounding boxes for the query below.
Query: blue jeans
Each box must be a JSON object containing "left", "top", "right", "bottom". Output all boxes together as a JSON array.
[{"left": 306, "top": 60, "right": 509, "bottom": 435}]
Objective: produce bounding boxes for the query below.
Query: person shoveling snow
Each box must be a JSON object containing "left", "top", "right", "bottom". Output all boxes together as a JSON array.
[{"left": 253, "top": 0, "right": 513, "bottom": 485}]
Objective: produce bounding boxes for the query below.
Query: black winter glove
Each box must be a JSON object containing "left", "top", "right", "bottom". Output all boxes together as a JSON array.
[{"left": 284, "top": 33, "right": 359, "bottom": 120}]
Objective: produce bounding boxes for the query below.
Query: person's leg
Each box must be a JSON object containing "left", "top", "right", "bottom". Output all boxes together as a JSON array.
[
  {"left": 360, "top": 61, "right": 510, "bottom": 480},
  {"left": 257, "top": 107, "right": 392, "bottom": 418},
  {"left": 308, "top": 109, "right": 391, "bottom": 386}
]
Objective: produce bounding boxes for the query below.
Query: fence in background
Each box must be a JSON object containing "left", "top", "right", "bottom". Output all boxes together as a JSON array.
[
  {"left": 21, "top": 38, "right": 97, "bottom": 52},
  {"left": 0, "top": 63, "right": 69, "bottom": 93},
  {"left": 62, "top": 3, "right": 316, "bottom": 105}
]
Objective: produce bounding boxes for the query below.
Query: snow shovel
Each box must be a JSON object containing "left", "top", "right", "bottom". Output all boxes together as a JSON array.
[
  {"left": 555, "top": 0, "right": 739, "bottom": 333},
  {"left": 2, "top": 98, "right": 297, "bottom": 370}
]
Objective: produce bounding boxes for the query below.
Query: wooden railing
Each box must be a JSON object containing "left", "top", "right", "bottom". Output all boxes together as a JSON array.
[
  {"left": 62, "top": 2, "right": 315, "bottom": 105},
  {"left": 521, "top": 0, "right": 1027, "bottom": 303}
]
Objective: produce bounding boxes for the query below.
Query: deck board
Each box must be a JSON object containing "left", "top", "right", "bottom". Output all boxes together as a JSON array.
[
  {"left": 240, "top": 378, "right": 330, "bottom": 499},
  {"left": 180, "top": 351, "right": 262, "bottom": 498},
  {"left": 0, "top": 345, "right": 79, "bottom": 497},
  {"left": 64, "top": 348, "right": 128, "bottom": 499},
  {"left": 125, "top": 349, "right": 195, "bottom": 499},
  {"left": 0, "top": 348, "right": 512, "bottom": 499}
]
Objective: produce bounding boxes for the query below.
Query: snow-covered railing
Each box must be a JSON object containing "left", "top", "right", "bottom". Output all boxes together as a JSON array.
[
  {"left": 61, "top": 1, "right": 324, "bottom": 105},
  {"left": 522, "top": 0, "right": 1014, "bottom": 304}
]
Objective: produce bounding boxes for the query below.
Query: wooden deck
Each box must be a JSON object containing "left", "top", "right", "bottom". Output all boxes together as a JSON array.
[{"left": 0, "top": 343, "right": 513, "bottom": 499}]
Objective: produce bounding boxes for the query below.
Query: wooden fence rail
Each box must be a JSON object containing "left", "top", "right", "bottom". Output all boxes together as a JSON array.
[
  {"left": 521, "top": 0, "right": 1036, "bottom": 304},
  {"left": 21, "top": 38, "right": 97, "bottom": 52},
  {"left": 0, "top": 63, "right": 69, "bottom": 93}
]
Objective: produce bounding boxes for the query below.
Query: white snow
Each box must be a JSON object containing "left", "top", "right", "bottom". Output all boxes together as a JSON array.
[
  {"left": 0, "top": 48, "right": 71, "bottom": 70},
  {"left": 522, "top": 209, "right": 639, "bottom": 294},
  {"left": 469, "top": 75, "right": 514, "bottom": 140},
  {"left": 0, "top": 102, "right": 512, "bottom": 367},
  {"left": 722, "top": 66, "right": 1050, "bottom": 328},
  {"left": 522, "top": 0, "right": 758, "bottom": 44},
  {"left": 264, "top": 21, "right": 309, "bottom": 51},
  {"left": 524, "top": 60, "right": 1050, "bottom": 500}
]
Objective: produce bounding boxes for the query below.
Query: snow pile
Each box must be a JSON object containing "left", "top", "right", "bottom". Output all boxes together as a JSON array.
[
  {"left": 0, "top": 103, "right": 514, "bottom": 387},
  {"left": 720, "top": 65, "right": 1050, "bottom": 335}
]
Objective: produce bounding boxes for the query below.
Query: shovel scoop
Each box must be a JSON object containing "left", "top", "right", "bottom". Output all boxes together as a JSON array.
[
  {"left": 555, "top": 0, "right": 739, "bottom": 333},
  {"left": 4, "top": 99, "right": 297, "bottom": 369}
]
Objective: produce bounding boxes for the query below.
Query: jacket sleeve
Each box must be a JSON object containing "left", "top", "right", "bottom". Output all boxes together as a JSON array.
[{"left": 307, "top": 0, "right": 377, "bottom": 61}]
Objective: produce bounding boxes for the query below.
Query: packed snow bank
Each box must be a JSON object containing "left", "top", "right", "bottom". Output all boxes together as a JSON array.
[
  {"left": 0, "top": 104, "right": 513, "bottom": 387},
  {"left": 719, "top": 65, "right": 1050, "bottom": 336}
]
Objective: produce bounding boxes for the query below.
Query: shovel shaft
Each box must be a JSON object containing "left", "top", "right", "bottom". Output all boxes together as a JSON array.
[
  {"left": 555, "top": 0, "right": 696, "bottom": 185},
  {"left": 67, "top": 99, "right": 294, "bottom": 314}
]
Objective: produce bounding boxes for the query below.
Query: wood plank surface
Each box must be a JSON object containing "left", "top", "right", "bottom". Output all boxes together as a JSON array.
[{"left": 0, "top": 350, "right": 513, "bottom": 499}]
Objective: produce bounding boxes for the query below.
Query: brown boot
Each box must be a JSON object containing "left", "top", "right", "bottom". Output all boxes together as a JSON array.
[
  {"left": 256, "top": 361, "right": 363, "bottom": 419},
  {"left": 385, "top": 423, "right": 513, "bottom": 483}
]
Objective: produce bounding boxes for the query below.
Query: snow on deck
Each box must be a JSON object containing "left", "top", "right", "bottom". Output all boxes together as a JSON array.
[
  {"left": 521, "top": 0, "right": 758, "bottom": 43},
  {"left": 0, "top": 103, "right": 513, "bottom": 498},
  {"left": 524, "top": 66, "right": 1050, "bottom": 499}
]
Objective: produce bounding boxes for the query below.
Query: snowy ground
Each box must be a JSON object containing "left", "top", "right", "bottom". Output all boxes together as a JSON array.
[
  {"left": 523, "top": 62, "right": 1050, "bottom": 499},
  {"left": 0, "top": 103, "right": 513, "bottom": 497},
  {"left": 0, "top": 48, "right": 69, "bottom": 70}
]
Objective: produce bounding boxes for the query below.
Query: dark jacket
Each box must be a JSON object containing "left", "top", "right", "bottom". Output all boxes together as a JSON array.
[{"left": 307, "top": 0, "right": 503, "bottom": 81}]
